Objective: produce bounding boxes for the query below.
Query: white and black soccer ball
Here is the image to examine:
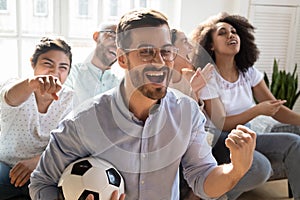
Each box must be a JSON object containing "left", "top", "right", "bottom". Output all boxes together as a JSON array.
[{"left": 58, "top": 157, "right": 125, "bottom": 200}]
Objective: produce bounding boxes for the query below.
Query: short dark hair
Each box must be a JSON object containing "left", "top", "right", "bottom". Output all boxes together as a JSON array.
[
  {"left": 31, "top": 37, "right": 72, "bottom": 69},
  {"left": 116, "top": 8, "right": 169, "bottom": 49}
]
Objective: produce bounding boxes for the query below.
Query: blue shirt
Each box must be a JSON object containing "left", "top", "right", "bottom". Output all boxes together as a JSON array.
[
  {"left": 29, "top": 80, "right": 217, "bottom": 200},
  {"left": 64, "top": 61, "right": 123, "bottom": 106}
]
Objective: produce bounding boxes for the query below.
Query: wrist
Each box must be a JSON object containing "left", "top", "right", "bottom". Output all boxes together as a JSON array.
[
  {"left": 223, "top": 163, "right": 245, "bottom": 181},
  {"left": 251, "top": 105, "right": 260, "bottom": 117}
]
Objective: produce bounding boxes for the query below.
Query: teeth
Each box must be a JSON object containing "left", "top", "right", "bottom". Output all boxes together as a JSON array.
[
  {"left": 145, "top": 71, "right": 165, "bottom": 84},
  {"left": 147, "top": 72, "right": 164, "bottom": 76}
]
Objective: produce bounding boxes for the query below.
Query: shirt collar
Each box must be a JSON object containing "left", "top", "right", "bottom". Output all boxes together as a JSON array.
[{"left": 113, "top": 79, "right": 163, "bottom": 122}]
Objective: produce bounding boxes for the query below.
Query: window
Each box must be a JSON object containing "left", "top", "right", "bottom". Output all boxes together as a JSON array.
[
  {"left": 249, "top": 0, "right": 300, "bottom": 112},
  {"left": 139, "top": 0, "right": 147, "bottom": 8},
  {"left": 78, "top": 0, "right": 89, "bottom": 17},
  {"left": 110, "top": 0, "right": 118, "bottom": 17},
  {"left": 0, "top": 0, "right": 161, "bottom": 82},
  {"left": 0, "top": 0, "right": 7, "bottom": 12},
  {"left": 33, "top": 0, "right": 48, "bottom": 17}
]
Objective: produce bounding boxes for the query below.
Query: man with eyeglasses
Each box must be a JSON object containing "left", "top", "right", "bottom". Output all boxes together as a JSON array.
[
  {"left": 64, "top": 22, "right": 124, "bottom": 106},
  {"left": 29, "top": 8, "right": 256, "bottom": 200}
]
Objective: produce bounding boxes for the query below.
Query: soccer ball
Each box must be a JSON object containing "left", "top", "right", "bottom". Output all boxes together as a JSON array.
[{"left": 58, "top": 157, "right": 125, "bottom": 200}]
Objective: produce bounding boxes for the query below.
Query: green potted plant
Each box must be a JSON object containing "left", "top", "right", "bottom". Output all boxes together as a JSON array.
[{"left": 264, "top": 59, "right": 300, "bottom": 109}]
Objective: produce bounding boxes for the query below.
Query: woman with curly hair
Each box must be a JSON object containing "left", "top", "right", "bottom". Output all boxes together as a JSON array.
[{"left": 191, "top": 12, "right": 300, "bottom": 199}]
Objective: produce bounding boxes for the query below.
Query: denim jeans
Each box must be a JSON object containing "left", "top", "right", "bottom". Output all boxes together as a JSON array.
[
  {"left": 0, "top": 162, "right": 30, "bottom": 200},
  {"left": 212, "top": 130, "right": 300, "bottom": 200}
]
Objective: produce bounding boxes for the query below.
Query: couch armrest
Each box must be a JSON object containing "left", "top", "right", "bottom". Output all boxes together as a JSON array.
[
  {"left": 249, "top": 116, "right": 280, "bottom": 133},
  {"left": 249, "top": 115, "right": 300, "bottom": 134}
]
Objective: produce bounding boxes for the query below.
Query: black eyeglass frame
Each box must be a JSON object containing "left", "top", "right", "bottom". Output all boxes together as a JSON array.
[
  {"left": 99, "top": 30, "right": 116, "bottom": 34},
  {"left": 99, "top": 30, "right": 116, "bottom": 40}
]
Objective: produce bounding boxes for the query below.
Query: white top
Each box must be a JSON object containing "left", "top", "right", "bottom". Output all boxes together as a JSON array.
[
  {"left": 64, "top": 61, "right": 124, "bottom": 105},
  {"left": 200, "top": 66, "right": 263, "bottom": 116},
  {"left": 0, "top": 79, "right": 74, "bottom": 167}
]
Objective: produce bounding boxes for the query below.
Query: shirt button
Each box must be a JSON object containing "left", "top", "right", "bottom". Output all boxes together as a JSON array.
[
  {"left": 142, "top": 154, "right": 146, "bottom": 158},
  {"left": 141, "top": 180, "right": 144, "bottom": 184}
]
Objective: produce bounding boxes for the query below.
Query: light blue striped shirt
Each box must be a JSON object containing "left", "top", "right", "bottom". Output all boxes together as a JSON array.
[
  {"left": 64, "top": 61, "right": 123, "bottom": 106},
  {"left": 29, "top": 80, "right": 217, "bottom": 200}
]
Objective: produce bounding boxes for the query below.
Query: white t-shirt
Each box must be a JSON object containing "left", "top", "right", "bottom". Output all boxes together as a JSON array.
[
  {"left": 0, "top": 79, "right": 74, "bottom": 166},
  {"left": 200, "top": 66, "right": 263, "bottom": 116}
]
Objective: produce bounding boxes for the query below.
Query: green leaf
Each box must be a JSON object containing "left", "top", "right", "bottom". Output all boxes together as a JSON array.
[
  {"left": 271, "top": 59, "right": 279, "bottom": 90},
  {"left": 267, "top": 59, "right": 299, "bottom": 109},
  {"left": 292, "top": 63, "right": 297, "bottom": 78},
  {"left": 264, "top": 72, "right": 269, "bottom": 88}
]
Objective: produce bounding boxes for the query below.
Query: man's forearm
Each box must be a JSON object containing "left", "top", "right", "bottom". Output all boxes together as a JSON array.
[{"left": 203, "top": 164, "right": 244, "bottom": 198}]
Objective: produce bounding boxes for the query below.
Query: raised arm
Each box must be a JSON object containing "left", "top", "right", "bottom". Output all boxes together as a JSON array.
[
  {"left": 4, "top": 75, "right": 61, "bottom": 106},
  {"left": 203, "top": 125, "right": 256, "bottom": 197}
]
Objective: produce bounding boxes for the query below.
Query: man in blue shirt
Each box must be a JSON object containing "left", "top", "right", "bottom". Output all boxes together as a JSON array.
[
  {"left": 29, "top": 8, "right": 256, "bottom": 200},
  {"left": 64, "top": 22, "right": 124, "bottom": 106}
]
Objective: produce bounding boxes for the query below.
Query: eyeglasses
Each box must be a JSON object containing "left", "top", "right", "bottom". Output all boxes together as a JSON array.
[
  {"left": 124, "top": 45, "right": 178, "bottom": 62},
  {"left": 99, "top": 30, "right": 116, "bottom": 40}
]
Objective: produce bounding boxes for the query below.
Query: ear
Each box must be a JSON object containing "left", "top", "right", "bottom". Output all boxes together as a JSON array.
[
  {"left": 210, "top": 43, "right": 214, "bottom": 51},
  {"left": 93, "top": 31, "right": 100, "bottom": 42},
  {"left": 117, "top": 48, "right": 128, "bottom": 69},
  {"left": 30, "top": 57, "right": 35, "bottom": 69}
]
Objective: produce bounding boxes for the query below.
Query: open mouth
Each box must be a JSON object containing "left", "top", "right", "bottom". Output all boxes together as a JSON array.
[
  {"left": 107, "top": 45, "right": 117, "bottom": 58},
  {"left": 109, "top": 51, "right": 116, "bottom": 57},
  {"left": 228, "top": 40, "right": 238, "bottom": 45},
  {"left": 145, "top": 71, "right": 166, "bottom": 84},
  {"left": 186, "top": 54, "right": 191, "bottom": 62}
]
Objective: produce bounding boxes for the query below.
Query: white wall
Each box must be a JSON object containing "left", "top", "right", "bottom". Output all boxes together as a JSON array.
[{"left": 172, "top": 0, "right": 246, "bottom": 34}]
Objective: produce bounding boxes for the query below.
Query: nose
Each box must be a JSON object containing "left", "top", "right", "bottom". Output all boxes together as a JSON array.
[
  {"left": 228, "top": 32, "right": 234, "bottom": 39},
  {"left": 50, "top": 65, "right": 61, "bottom": 79},
  {"left": 152, "top": 50, "right": 165, "bottom": 66}
]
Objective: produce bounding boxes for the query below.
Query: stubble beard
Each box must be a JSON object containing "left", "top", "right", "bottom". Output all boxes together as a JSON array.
[
  {"left": 96, "top": 44, "right": 115, "bottom": 67},
  {"left": 127, "top": 61, "right": 171, "bottom": 100}
]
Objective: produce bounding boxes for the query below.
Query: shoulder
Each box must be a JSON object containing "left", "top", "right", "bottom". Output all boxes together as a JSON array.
[
  {"left": 72, "top": 62, "right": 87, "bottom": 70},
  {"left": 168, "top": 88, "right": 194, "bottom": 101},
  {"left": 58, "top": 86, "right": 75, "bottom": 100},
  {"left": 69, "top": 63, "right": 87, "bottom": 75},
  {"left": 165, "top": 89, "right": 207, "bottom": 126},
  {"left": 166, "top": 89, "right": 200, "bottom": 110},
  {"left": 0, "top": 78, "right": 20, "bottom": 102},
  {"left": 246, "top": 66, "right": 262, "bottom": 76},
  {"left": 110, "top": 63, "right": 125, "bottom": 80},
  {"left": 0, "top": 78, "right": 19, "bottom": 89},
  {"left": 245, "top": 66, "right": 264, "bottom": 85},
  {"left": 67, "top": 88, "right": 115, "bottom": 119}
]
